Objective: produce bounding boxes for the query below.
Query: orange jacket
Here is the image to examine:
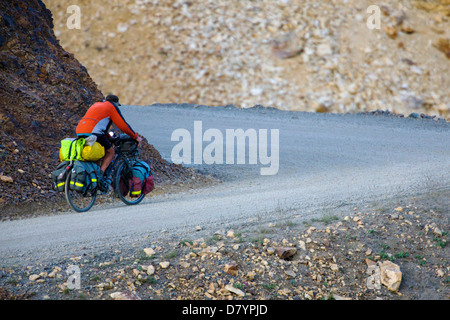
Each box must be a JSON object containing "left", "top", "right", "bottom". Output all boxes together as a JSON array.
[{"left": 76, "top": 101, "right": 138, "bottom": 139}]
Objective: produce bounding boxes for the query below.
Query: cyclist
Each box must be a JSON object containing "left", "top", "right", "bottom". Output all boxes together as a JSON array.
[{"left": 76, "top": 95, "right": 142, "bottom": 191}]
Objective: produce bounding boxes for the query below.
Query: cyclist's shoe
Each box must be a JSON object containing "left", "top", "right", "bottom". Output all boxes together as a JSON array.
[{"left": 98, "top": 177, "right": 112, "bottom": 194}]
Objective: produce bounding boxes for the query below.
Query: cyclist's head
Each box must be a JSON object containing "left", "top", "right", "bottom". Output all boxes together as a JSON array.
[{"left": 105, "top": 95, "right": 121, "bottom": 106}]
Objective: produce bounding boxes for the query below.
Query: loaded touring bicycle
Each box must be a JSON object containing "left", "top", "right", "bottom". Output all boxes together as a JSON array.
[{"left": 52, "top": 132, "right": 154, "bottom": 212}]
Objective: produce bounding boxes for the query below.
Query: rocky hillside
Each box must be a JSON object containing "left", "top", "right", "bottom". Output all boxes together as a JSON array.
[
  {"left": 0, "top": 0, "right": 209, "bottom": 214},
  {"left": 44, "top": 0, "right": 449, "bottom": 118}
]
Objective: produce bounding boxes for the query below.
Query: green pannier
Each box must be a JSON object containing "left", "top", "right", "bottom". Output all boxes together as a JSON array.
[
  {"left": 69, "top": 161, "right": 101, "bottom": 194},
  {"left": 51, "top": 161, "right": 71, "bottom": 192},
  {"left": 59, "top": 138, "right": 85, "bottom": 162}
]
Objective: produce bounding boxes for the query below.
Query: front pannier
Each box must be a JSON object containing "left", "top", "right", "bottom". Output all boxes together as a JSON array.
[{"left": 129, "top": 161, "right": 153, "bottom": 197}]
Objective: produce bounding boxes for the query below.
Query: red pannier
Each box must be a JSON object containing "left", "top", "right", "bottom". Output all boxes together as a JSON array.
[{"left": 128, "top": 161, "right": 154, "bottom": 197}]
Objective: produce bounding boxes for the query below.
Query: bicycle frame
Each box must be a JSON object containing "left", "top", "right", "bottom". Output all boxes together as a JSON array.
[
  {"left": 103, "top": 152, "right": 123, "bottom": 182},
  {"left": 103, "top": 144, "right": 139, "bottom": 190}
]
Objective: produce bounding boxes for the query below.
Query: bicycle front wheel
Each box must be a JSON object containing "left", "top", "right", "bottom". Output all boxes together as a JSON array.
[
  {"left": 115, "top": 161, "right": 145, "bottom": 206},
  {"left": 65, "top": 171, "right": 97, "bottom": 212}
]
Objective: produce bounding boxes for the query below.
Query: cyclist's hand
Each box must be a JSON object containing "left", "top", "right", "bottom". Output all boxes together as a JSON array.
[{"left": 136, "top": 136, "right": 142, "bottom": 146}]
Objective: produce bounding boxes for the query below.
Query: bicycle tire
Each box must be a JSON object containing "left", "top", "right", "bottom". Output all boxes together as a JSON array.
[
  {"left": 115, "top": 161, "right": 145, "bottom": 206},
  {"left": 65, "top": 170, "right": 97, "bottom": 212}
]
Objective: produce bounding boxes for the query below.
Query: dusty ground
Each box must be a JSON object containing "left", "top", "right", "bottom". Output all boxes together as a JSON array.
[{"left": 0, "top": 189, "right": 447, "bottom": 300}]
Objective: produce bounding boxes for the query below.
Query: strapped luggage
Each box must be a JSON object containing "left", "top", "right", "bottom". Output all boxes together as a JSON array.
[
  {"left": 142, "top": 175, "right": 154, "bottom": 195},
  {"left": 119, "top": 176, "right": 130, "bottom": 197},
  {"left": 51, "top": 161, "right": 71, "bottom": 192},
  {"left": 128, "top": 160, "right": 153, "bottom": 197},
  {"left": 59, "top": 136, "right": 105, "bottom": 162},
  {"left": 59, "top": 138, "right": 85, "bottom": 162},
  {"left": 69, "top": 161, "right": 101, "bottom": 194},
  {"left": 81, "top": 142, "right": 105, "bottom": 161}
]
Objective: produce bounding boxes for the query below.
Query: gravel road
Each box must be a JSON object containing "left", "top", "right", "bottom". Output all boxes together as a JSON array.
[{"left": 1, "top": 105, "right": 449, "bottom": 266}]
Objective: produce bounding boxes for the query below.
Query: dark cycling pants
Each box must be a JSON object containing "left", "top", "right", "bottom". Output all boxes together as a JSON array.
[{"left": 93, "top": 133, "right": 112, "bottom": 150}]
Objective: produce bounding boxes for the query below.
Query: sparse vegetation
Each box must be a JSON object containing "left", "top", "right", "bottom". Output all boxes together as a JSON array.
[
  {"left": 180, "top": 240, "right": 193, "bottom": 247},
  {"left": 394, "top": 252, "right": 410, "bottom": 259},
  {"left": 261, "top": 283, "right": 277, "bottom": 291},
  {"left": 206, "top": 235, "right": 221, "bottom": 245},
  {"left": 310, "top": 215, "right": 340, "bottom": 226},
  {"left": 164, "top": 250, "right": 178, "bottom": 259}
]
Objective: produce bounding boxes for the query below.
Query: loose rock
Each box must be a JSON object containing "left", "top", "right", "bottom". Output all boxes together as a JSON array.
[{"left": 379, "top": 261, "right": 402, "bottom": 292}]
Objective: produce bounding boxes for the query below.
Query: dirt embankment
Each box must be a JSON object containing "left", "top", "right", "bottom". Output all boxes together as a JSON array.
[{"left": 0, "top": 0, "right": 211, "bottom": 217}]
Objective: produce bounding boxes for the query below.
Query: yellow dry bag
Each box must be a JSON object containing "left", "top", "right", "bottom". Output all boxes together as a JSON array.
[{"left": 81, "top": 142, "right": 105, "bottom": 161}]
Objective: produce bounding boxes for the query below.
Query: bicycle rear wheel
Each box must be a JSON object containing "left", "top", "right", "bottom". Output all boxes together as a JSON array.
[
  {"left": 65, "top": 171, "right": 97, "bottom": 212},
  {"left": 115, "top": 161, "right": 145, "bottom": 205}
]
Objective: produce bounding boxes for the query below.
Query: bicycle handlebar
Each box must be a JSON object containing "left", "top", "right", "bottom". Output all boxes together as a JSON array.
[{"left": 108, "top": 131, "right": 135, "bottom": 143}]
